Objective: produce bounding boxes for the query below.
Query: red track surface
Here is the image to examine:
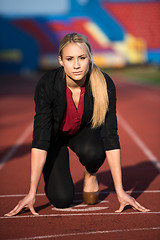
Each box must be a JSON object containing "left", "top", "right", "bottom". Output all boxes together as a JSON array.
[{"left": 0, "top": 73, "right": 160, "bottom": 240}]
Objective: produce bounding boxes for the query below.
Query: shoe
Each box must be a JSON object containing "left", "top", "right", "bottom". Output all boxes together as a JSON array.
[{"left": 83, "top": 190, "right": 99, "bottom": 205}]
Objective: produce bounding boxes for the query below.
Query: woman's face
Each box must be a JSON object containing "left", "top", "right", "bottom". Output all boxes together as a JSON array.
[{"left": 59, "top": 42, "right": 90, "bottom": 83}]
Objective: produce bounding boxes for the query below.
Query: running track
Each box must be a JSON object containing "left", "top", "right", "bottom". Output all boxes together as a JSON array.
[{"left": 0, "top": 72, "right": 160, "bottom": 240}]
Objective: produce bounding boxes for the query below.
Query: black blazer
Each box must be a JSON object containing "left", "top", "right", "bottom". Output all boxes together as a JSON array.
[{"left": 32, "top": 67, "right": 120, "bottom": 151}]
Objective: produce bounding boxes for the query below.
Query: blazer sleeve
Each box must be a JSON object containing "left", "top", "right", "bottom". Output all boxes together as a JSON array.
[
  {"left": 100, "top": 73, "right": 120, "bottom": 151},
  {"left": 32, "top": 72, "right": 53, "bottom": 151}
]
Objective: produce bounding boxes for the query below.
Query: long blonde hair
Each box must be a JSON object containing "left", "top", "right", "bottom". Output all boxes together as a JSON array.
[{"left": 59, "top": 33, "right": 109, "bottom": 128}]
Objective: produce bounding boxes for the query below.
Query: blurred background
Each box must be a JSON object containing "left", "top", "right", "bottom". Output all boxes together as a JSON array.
[{"left": 0, "top": 0, "right": 160, "bottom": 78}]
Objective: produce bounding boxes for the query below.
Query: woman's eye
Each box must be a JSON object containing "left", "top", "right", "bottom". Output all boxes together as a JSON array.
[
  {"left": 66, "top": 58, "right": 72, "bottom": 61},
  {"left": 80, "top": 56, "right": 86, "bottom": 60}
]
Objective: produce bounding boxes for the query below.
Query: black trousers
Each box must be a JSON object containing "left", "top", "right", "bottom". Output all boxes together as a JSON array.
[{"left": 43, "top": 128, "right": 106, "bottom": 208}]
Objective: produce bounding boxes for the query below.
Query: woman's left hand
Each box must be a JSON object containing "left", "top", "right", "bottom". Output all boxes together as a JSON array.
[{"left": 116, "top": 190, "right": 150, "bottom": 213}]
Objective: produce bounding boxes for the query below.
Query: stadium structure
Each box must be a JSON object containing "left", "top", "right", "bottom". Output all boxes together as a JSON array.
[{"left": 0, "top": 0, "right": 159, "bottom": 73}]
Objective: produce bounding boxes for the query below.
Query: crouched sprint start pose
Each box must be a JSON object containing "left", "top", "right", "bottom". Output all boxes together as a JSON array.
[{"left": 5, "top": 33, "right": 150, "bottom": 216}]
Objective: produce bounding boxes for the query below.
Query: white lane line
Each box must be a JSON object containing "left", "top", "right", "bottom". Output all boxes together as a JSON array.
[
  {"left": 0, "top": 190, "right": 160, "bottom": 198},
  {"left": 75, "top": 190, "right": 160, "bottom": 194},
  {"left": 70, "top": 200, "right": 108, "bottom": 207},
  {"left": 0, "top": 122, "right": 33, "bottom": 170},
  {"left": 10, "top": 227, "right": 160, "bottom": 240},
  {"left": 52, "top": 207, "right": 109, "bottom": 212},
  {"left": 1, "top": 212, "right": 160, "bottom": 219},
  {"left": 118, "top": 113, "right": 160, "bottom": 172},
  {"left": 0, "top": 193, "right": 45, "bottom": 198}
]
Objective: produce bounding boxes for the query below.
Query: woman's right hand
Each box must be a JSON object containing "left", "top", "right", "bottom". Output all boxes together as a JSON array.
[
  {"left": 5, "top": 149, "right": 47, "bottom": 217},
  {"left": 4, "top": 193, "right": 39, "bottom": 217}
]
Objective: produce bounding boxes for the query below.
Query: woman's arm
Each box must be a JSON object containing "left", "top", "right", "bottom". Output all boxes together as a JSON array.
[
  {"left": 29, "top": 148, "right": 47, "bottom": 195},
  {"left": 5, "top": 72, "right": 56, "bottom": 217},
  {"left": 5, "top": 148, "right": 47, "bottom": 216},
  {"left": 106, "top": 149, "right": 150, "bottom": 212}
]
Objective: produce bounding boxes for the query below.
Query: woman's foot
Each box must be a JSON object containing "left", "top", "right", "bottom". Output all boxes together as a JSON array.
[
  {"left": 83, "top": 168, "right": 99, "bottom": 192},
  {"left": 83, "top": 168, "right": 99, "bottom": 204}
]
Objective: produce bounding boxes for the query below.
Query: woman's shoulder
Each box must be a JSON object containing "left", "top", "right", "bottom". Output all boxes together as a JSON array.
[
  {"left": 35, "top": 66, "right": 64, "bottom": 101},
  {"left": 38, "top": 66, "right": 64, "bottom": 87},
  {"left": 36, "top": 66, "right": 64, "bottom": 91}
]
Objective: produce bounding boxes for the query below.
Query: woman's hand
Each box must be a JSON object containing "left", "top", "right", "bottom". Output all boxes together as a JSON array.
[
  {"left": 5, "top": 149, "right": 47, "bottom": 217},
  {"left": 5, "top": 193, "right": 39, "bottom": 217},
  {"left": 116, "top": 190, "right": 150, "bottom": 213}
]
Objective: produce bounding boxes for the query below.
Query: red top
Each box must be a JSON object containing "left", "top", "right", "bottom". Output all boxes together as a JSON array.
[{"left": 60, "top": 86, "right": 85, "bottom": 135}]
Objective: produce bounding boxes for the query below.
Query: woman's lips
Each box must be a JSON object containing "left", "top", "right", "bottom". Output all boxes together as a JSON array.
[{"left": 73, "top": 71, "right": 82, "bottom": 75}]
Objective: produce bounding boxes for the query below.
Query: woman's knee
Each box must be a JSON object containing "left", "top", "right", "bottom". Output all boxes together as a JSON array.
[
  {"left": 78, "top": 142, "right": 105, "bottom": 172},
  {"left": 82, "top": 145, "right": 104, "bottom": 161}
]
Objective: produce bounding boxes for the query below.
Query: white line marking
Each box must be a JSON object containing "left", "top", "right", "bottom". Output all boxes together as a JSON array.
[
  {"left": 11, "top": 227, "right": 160, "bottom": 240},
  {"left": 118, "top": 113, "right": 160, "bottom": 172},
  {"left": 0, "top": 190, "right": 159, "bottom": 198},
  {"left": 0, "top": 193, "right": 45, "bottom": 198},
  {"left": 70, "top": 201, "right": 108, "bottom": 207},
  {"left": 0, "top": 122, "right": 33, "bottom": 170},
  {"left": 52, "top": 207, "right": 108, "bottom": 212},
  {"left": 75, "top": 190, "right": 160, "bottom": 194},
  {"left": 1, "top": 212, "right": 160, "bottom": 220}
]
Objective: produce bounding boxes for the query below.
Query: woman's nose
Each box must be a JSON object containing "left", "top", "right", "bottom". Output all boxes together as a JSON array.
[{"left": 73, "top": 59, "right": 80, "bottom": 68}]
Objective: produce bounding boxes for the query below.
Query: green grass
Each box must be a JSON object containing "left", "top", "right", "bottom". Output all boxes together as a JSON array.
[{"left": 103, "top": 65, "right": 160, "bottom": 86}]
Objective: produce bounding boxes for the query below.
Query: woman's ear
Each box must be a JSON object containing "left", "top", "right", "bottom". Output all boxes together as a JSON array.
[{"left": 58, "top": 56, "right": 63, "bottom": 66}]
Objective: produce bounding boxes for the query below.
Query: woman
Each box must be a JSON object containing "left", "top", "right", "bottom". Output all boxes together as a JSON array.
[{"left": 5, "top": 33, "right": 149, "bottom": 216}]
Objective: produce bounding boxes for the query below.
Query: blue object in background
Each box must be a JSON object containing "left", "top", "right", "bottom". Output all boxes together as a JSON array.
[
  {"left": 0, "top": 18, "right": 39, "bottom": 74},
  {"left": 147, "top": 50, "right": 160, "bottom": 65}
]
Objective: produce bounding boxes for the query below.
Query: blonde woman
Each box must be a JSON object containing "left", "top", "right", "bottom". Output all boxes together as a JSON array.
[{"left": 5, "top": 33, "right": 149, "bottom": 216}]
